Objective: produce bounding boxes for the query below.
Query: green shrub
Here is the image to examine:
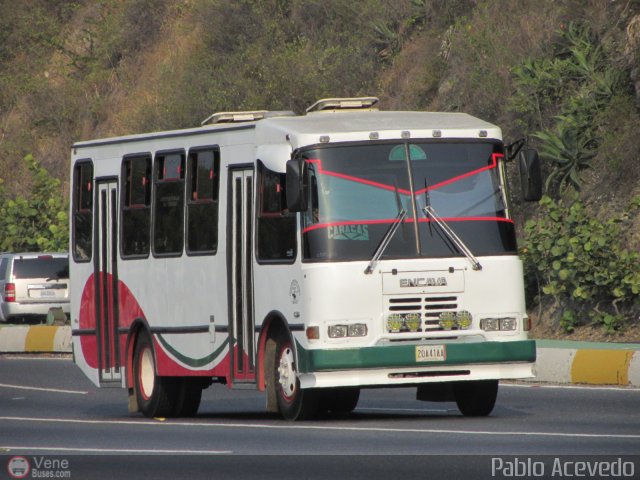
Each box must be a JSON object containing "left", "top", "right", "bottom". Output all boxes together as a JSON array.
[
  {"left": 522, "top": 195, "right": 640, "bottom": 333},
  {"left": 0, "top": 155, "right": 68, "bottom": 252},
  {"left": 511, "top": 22, "right": 628, "bottom": 195},
  {"left": 532, "top": 115, "right": 596, "bottom": 192}
]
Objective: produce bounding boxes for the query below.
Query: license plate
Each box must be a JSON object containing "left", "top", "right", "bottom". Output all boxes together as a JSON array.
[
  {"left": 39, "top": 290, "right": 56, "bottom": 298},
  {"left": 416, "top": 344, "right": 446, "bottom": 362}
]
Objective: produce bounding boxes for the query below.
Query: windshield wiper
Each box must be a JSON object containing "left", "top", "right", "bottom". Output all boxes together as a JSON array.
[
  {"left": 423, "top": 205, "right": 482, "bottom": 271},
  {"left": 422, "top": 176, "right": 482, "bottom": 270},
  {"left": 364, "top": 209, "right": 407, "bottom": 274}
]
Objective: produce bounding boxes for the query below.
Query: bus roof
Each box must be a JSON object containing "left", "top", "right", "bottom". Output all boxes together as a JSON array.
[
  {"left": 256, "top": 110, "right": 502, "bottom": 148},
  {"left": 72, "top": 110, "right": 501, "bottom": 152}
]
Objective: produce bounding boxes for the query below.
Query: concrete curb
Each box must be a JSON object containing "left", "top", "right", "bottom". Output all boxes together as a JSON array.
[
  {"left": 0, "top": 325, "right": 71, "bottom": 353},
  {"left": 1, "top": 327, "right": 639, "bottom": 386},
  {"left": 534, "top": 340, "right": 640, "bottom": 387}
]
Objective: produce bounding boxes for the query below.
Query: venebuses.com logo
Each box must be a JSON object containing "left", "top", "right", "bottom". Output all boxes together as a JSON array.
[
  {"left": 6, "top": 457, "right": 30, "bottom": 479},
  {"left": 6, "top": 456, "right": 71, "bottom": 479}
]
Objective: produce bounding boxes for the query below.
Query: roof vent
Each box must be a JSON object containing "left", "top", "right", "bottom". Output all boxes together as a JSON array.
[
  {"left": 305, "top": 97, "right": 379, "bottom": 113},
  {"left": 201, "top": 110, "right": 295, "bottom": 126}
]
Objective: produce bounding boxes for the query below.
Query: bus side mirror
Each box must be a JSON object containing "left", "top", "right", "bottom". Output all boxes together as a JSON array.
[
  {"left": 518, "top": 148, "right": 542, "bottom": 202},
  {"left": 286, "top": 159, "right": 308, "bottom": 212}
]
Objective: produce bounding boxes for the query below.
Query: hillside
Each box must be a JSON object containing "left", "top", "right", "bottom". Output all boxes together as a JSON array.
[{"left": 0, "top": 0, "right": 639, "bottom": 339}]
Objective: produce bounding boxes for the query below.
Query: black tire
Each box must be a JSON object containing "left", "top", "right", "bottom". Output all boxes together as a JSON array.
[
  {"left": 274, "top": 333, "right": 320, "bottom": 421},
  {"left": 453, "top": 380, "right": 499, "bottom": 417},
  {"left": 133, "top": 332, "right": 178, "bottom": 418},
  {"left": 323, "top": 387, "right": 360, "bottom": 415},
  {"left": 172, "top": 378, "right": 203, "bottom": 417}
]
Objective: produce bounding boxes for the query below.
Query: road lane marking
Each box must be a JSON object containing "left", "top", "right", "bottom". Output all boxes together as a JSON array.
[
  {"left": 358, "top": 407, "right": 453, "bottom": 413},
  {"left": 503, "top": 383, "right": 640, "bottom": 392},
  {"left": 1, "top": 416, "right": 639, "bottom": 440},
  {"left": 0, "top": 383, "right": 88, "bottom": 395},
  {"left": 1, "top": 446, "right": 232, "bottom": 454}
]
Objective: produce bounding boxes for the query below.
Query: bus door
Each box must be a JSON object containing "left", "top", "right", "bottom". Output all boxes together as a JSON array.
[
  {"left": 95, "top": 179, "right": 121, "bottom": 384},
  {"left": 228, "top": 168, "right": 256, "bottom": 384}
]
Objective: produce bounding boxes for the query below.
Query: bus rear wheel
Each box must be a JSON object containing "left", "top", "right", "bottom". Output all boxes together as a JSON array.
[
  {"left": 133, "top": 332, "right": 178, "bottom": 418},
  {"left": 172, "top": 378, "right": 203, "bottom": 417},
  {"left": 274, "top": 333, "right": 319, "bottom": 421},
  {"left": 453, "top": 380, "right": 499, "bottom": 417}
]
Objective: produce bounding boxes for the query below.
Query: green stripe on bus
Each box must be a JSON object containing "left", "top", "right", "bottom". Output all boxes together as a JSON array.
[
  {"left": 157, "top": 334, "right": 230, "bottom": 368},
  {"left": 296, "top": 340, "right": 536, "bottom": 373}
]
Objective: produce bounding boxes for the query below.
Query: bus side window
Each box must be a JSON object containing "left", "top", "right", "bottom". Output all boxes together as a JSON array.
[
  {"left": 121, "top": 155, "right": 152, "bottom": 258},
  {"left": 153, "top": 151, "right": 185, "bottom": 256},
  {"left": 72, "top": 160, "right": 93, "bottom": 262},
  {"left": 186, "top": 148, "right": 220, "bottom": 254},
  {"left": 257, "top": 161, "right": 296, "bottom": 263}
]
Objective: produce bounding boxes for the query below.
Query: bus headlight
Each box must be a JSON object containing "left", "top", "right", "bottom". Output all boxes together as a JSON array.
[
  {"left": 328, "top": 325, "right": 348, "bottom": 338},
  {"left": 329, "top": 323, "right": 368, "bottom": 338},
  {"left": 456, "top": 310, "right": 472, "bottom": 329},
  {"left": 480, "top": 318, "right": 500, "bottom": 331},
  {"left": 439, "top": 311, "right": 473, "bottom": 330},
  {"left": 480, "top": 317, "right": 517, "bottom": 331},
  {"left": 385, "top": 313, "right": 422, "bottom": 333},
  {"left": 438, "top": 311, "right": 456, "bottom": 330},
  {"left": 500, "top": 318, "right": 517, "bottom": 331},
  {"left": 405, "top": 313, "right": 421, "bottom": 332},
  {"left": 348, "top": 323, "right": 368, "bottom": 337},
  {"left": 386, "top": 314, "right": 403, "bottom": 333}
]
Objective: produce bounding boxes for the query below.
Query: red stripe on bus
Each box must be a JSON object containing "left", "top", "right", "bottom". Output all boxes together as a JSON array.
[
  {"left": 154, "top": 340, "right": 226, "bottom": 377},
  {"left": 306, "top": 159, "right": 412, "bottom": 195},
  {"left": 305, "top": 152, "right": 503, "bottom": 194},
  {"left": 415, "top": 153, "right": 502, "bottom": 195},
  {"left": 79, "top": 273, "right": 229, "bottom": 378}
]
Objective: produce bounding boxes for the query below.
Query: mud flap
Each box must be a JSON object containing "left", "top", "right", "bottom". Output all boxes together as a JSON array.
[
  {"left": 264, "top": 336, "right": 278, "bottom": 412},
  {"left": 127, "top": 388, "right": 139, "bottom": 413}
]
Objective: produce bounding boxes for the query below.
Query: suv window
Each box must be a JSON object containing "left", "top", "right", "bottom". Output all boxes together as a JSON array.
[
  {"left": 0, "top": 257, "right": 8, "bottom": 280},
  {"left": 12, "top": 257, "right": 69, "bottom": 280}
]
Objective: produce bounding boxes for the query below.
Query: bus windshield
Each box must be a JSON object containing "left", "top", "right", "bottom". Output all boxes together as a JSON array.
[{"left": 300, "top": 141, "right": 517, "bottom": 262}]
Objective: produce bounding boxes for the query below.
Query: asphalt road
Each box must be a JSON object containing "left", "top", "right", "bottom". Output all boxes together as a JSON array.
[{"left": 0, "top": 355, "right": 639, "bottom": 479}]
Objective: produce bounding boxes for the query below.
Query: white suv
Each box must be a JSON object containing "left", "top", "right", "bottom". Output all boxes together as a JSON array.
[{"left": 0, "top": 252, "right": 70, "bottom": 323}]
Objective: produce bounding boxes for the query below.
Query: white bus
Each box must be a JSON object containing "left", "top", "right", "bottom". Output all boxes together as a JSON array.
[{"left": 70, "top": 97, "right": 542, "bottom": 420}]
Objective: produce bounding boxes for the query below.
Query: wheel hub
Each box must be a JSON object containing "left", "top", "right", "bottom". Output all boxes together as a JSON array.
[
  {"left": 277, "top": 346, "right": 296, "bottom": 399},
  {"left": 139, "top": 347, "right": 155, "bottom": 400}
]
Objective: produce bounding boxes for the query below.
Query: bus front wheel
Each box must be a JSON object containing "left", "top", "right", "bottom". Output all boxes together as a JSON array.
[
  {"left": 453, "top": 380, "right": 499, "bottom": 417},
  {"left": 273, "top": 333, "right": 319, "bottom": 421},
  {"left": 133, "top": 332, "right": 177, "bottom": 418}
]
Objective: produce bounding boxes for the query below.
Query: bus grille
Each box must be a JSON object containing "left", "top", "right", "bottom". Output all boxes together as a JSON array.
[{"left": 385, "top": 296, "right": 459, "bottom": 333}]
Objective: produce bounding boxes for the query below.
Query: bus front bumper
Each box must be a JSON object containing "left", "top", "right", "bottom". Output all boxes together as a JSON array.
[{"left": 296, "top": 339, "right": 536, "bottom": 389}]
